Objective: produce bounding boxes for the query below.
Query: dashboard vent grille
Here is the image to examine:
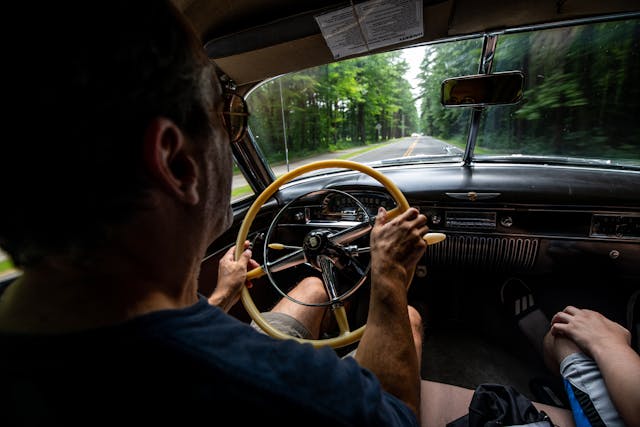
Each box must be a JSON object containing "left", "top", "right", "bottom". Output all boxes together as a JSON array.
[{"left": 426, "top": 235, "right": 538, "bottom": 271}]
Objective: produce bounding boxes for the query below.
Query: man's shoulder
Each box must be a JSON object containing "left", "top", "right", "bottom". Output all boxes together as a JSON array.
[{"left": 1, "top": 303, "right": 416, "bottom": 426}]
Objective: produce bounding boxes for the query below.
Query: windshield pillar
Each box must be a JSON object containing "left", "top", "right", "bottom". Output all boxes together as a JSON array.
[{"left": 231, "top": 128, "right": 275, "bottom": 194}]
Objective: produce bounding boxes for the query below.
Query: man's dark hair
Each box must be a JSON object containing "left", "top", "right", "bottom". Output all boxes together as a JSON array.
[{"left": 1, "top": 0, "right": 214, "bottom": 268}]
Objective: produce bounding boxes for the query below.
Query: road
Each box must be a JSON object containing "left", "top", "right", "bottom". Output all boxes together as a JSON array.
[{"left": 232, "top": 135, "right": 460, "bottom": 190}]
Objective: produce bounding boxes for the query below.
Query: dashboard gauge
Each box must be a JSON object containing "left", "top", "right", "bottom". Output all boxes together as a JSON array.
[
  {"left": 320, "top": 191, "right": 362, "bottom": 220},
  {"left": 320, "top": 190, "right": 396, "bottom": 220}
]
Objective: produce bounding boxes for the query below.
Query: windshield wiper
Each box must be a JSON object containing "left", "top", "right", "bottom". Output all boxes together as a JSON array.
[
  {"left": 374, "top": 154, "right": 463, "bottom": 166},
  {"left": 476, "top": 154, "right": 640, "bottom": 170}
]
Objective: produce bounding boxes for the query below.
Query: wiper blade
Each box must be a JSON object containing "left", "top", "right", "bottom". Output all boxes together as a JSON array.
[
  {"left": 376, "top": 154, "right": 463, "bottom": 166},
  {"left": 475, "top": 154, "right": 640, "bottom": 170}
]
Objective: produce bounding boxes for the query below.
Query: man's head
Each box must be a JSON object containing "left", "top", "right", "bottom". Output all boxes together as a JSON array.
[{"left": 1, "top": 0, "right": 233, "bottom": 268}]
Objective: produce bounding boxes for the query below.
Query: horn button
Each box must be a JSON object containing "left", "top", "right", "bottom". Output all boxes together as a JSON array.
[{"left": 303, "top": 229, "right": 338, "bottom": 268}]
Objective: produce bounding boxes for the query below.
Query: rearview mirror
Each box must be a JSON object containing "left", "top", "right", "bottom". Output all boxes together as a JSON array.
[{"left": 441, "top": 72, "right": 524, "bottom": 107}]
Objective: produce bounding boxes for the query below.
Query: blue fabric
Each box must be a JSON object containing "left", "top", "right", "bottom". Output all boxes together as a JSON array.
[
  {"left": 0, "top": 295, "right": 417, "bottom": 426},
  {"left": 560, "top": 352, "right": 623, "bottom": 427},
  {"left": 564, "top": 378, "right": 593, "bottom": 427}
]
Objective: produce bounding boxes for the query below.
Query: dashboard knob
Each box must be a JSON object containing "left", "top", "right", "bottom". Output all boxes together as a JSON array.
[{"left": 500, "top": 216, "right": 513, "bottom": 227}]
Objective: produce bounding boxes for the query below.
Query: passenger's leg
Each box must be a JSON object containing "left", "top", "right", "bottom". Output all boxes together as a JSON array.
[
  {"left": 543, "top": 331, "right": 624, "bottom": 427},
  {"left": 420, "top": 380, "right": 576, "bottom": 427}
]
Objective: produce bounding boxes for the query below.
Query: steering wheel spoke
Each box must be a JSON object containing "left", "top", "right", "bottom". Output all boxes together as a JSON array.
[
  {"left": 266, "top": 248, "right": 306, "bottom": 273},
  {"left": 330, "top": 304, "right": 351, "bottom": 336},
  {"left": 328, "top": 220, "right": 373, "bottom": 245},
  {"left": 318, "top": 255, "right": 340, "bottom": 301}
]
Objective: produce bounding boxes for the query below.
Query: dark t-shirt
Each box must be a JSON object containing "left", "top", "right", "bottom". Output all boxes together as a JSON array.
[{"left": 0, "top": 291, "right": 417, "bottom": 426}]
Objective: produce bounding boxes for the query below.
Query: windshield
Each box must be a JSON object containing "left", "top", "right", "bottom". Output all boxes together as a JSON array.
[
  {"left": 476, "top": 19, "right": 640, "bottom": 165},
  {"left": 242, "top": 17, "right": 639, "bottom": 193}
]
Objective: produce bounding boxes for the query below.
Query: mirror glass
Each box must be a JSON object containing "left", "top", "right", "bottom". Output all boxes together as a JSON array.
[{"left": 441, "top": 72, "right": 524, "bottom": 107}]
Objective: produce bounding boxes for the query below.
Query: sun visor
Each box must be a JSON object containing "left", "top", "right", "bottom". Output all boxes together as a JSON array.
[
  {"left": 314, "top": 0, "right": 424, "bottom": 59},
  {"left": 209, "top": 0, "right": 451, "bottom": 86}
]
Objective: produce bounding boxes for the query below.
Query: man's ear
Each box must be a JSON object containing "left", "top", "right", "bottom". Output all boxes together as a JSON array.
[{"left": 142, "top": 117, "right": 200, "bottom": 205}]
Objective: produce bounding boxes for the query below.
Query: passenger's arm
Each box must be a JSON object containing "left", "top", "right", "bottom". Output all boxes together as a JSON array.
[
  {"left": 551, "top": 306, "right": 640, "bottom": 427},
  {"left": 355, "top": 207, "right": 428, "bottom": 418}
]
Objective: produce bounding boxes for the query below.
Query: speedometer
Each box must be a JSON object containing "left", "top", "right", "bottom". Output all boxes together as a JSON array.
[
  {"left": 321, "top": 191, "right": 396, "bottom": 219},
  {"left": 320, "top": 191, "right": 363, "bottom": 220},
  {"left": 358, "top": 194, "right": 395, "bottom": 214}
]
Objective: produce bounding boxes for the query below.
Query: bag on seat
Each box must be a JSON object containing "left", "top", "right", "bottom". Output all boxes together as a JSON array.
[{"left": 447, "top": 383, "right": 554, "bottom": 427}]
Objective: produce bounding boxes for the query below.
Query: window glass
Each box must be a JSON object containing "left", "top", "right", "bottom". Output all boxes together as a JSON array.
[
  {"left": 0, "top": 249, "right": 16, "bottom": 279},
  {"left": 476, "top": 19, "right": 640, "bottom": 165},
  {"left": 245, "top": 38, "right": 482, "bottom": 184},
  {"left": 231, "top": 157, "right": 253, "bottom": 203}
]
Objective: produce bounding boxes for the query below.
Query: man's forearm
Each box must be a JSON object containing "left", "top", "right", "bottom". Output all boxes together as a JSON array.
[
  {"left": 208, "top": 288, "right": 235, "bottom": 312},
  {"left": 355, "top": 270, "right": 420, "bottom": 417}
]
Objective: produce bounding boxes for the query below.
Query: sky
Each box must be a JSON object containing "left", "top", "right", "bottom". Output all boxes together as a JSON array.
[{"left": 402, "top": 45, "right": 426, "bottom": 111}]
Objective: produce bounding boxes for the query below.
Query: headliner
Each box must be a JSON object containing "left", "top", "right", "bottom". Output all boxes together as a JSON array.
[{"left": 174, "top": 0, "right": 639, "bottom": 86}]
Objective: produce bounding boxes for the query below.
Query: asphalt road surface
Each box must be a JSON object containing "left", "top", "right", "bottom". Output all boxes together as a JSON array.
[{"left": 233, "top": 135, "right": 460, "bottom": 190}]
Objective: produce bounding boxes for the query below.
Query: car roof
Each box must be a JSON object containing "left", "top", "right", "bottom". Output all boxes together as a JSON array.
[{"left": 175, "top": 0, "right": 639, "bottom": 86}]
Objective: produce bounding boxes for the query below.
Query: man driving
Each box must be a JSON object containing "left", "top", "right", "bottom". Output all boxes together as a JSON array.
[{"left": 0, "top": 1, "right": 428, "bottom": 425}]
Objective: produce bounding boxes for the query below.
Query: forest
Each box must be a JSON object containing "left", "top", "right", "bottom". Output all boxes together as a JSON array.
[{"left": 247, "top": 19, "right": 639, "bottom": 165}]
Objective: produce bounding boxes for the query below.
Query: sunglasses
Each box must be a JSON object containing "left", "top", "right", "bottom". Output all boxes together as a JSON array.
[{"left": 219, "top": 75, "right": 250, "bottom": 143}]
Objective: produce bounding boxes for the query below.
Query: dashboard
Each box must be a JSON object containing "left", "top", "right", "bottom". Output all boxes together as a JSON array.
[
  {"left": 262, "top": 162, "right": 640, "bottom": 282},
  {"left": 199, "top": 161, "right": 640, "bottom": 308}
]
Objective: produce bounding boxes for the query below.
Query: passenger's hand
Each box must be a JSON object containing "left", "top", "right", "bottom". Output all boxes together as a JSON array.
[
  {"left": 208, "top": 241, "right": 260, "bottom": 312},
  {"left": 370, "top": 207, "right": 428, "bottom": 288},
  {"left": 550, "top": 306, "right": 631, "bottom": 359}
]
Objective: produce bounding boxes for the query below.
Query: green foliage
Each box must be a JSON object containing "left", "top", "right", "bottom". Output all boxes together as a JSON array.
[
  {"left": 248, "top": 51, "right": 419, "bottom": 162},
  {"left": 417, "top": 39, "right": 481, "bottom": 142},
  {"left": 516, "top": 73, "right": 587, "bottom": 120},
  {"left": 0, "top": 258, "right": 13, "bottom": 274},
  {"left": 475, "top": 19, "right": 639, "bottom": 162}
]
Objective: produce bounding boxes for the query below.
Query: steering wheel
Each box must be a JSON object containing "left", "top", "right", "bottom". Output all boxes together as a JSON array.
[{"left": 235, "top": 159, "right": 445, "bottom": 348}]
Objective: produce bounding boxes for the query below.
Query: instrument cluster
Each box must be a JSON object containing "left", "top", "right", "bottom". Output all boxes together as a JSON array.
[
  {"left": 320, "top": 191, "right": 396, "bottom": 220},
  {"left": 279, "top": 190, "right": 397, "bottom": 224}
]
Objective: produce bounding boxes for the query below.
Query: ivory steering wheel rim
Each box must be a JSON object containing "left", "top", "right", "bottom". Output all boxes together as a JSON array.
[{"left": 236, "top": 159, "right": 410, "bottom": 348}]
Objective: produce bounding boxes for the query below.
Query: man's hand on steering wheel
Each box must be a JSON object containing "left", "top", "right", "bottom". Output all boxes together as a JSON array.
[
  {"left": 371, "top": 207, "right": 429, "bottom": 289},
  {"left": 209, "top": 240, "right": 260, "bottom": 312}
]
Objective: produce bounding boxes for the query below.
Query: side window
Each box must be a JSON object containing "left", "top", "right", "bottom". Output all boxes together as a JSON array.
[
  {"left": 0, "top": 249, "right": 17, "bottom": 281},
  {"left": 231, "top": 157, "right": 254, "bottom": 203}
]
